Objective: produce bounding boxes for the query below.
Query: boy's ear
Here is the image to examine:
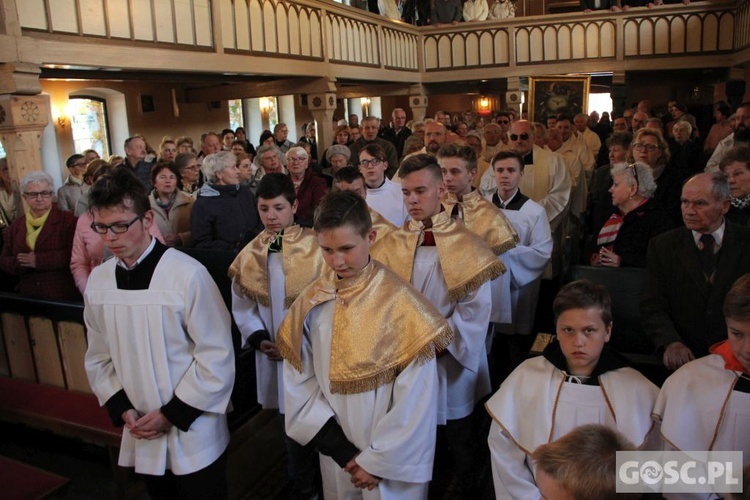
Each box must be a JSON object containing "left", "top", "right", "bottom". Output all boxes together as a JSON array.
[
  {"left": 367, "top": 228, "right": 377, "bottom": 246},
  {"left": 604, "top": 322, "right": 613, "bottom": 343},
  {"left": 291, "top": 199, "right": 299, "bottom": 214}
]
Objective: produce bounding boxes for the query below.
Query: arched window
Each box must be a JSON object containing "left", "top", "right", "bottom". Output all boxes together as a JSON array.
[{"left": 69, "top": 96, "right": 111, "bottom": 157}]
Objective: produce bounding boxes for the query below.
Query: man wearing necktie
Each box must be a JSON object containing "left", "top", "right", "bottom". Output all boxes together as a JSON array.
[{"left": 642, "top": 172, "right": 750, "bottom": 370}]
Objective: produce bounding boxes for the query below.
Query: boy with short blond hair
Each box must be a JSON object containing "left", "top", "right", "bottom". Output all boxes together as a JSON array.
[
  {"left": 486, "top": 280, "right": 658, "bottom": 499},
  {"left": 532, "top": 424, "right": 635, "bottom": 500},
  {"left": 279, "top": 190, "right": 452, "bottom": 499}
]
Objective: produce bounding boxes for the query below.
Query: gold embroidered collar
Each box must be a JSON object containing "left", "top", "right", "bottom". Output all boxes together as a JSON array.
[
  {"left": 228, "top": 224, "right": 324, "bottom": 308},
  {"left": 372, "top": 210, "right": 505, "bottom": 301},
  {"left": 277, "top": 260, "right": 453, "bottom": 394},
  {"left": 442, "top": 190, "right": 518, "bottom": 255},
  {"left": 370, "top": 207, "right": 397, "bottom": 244}
]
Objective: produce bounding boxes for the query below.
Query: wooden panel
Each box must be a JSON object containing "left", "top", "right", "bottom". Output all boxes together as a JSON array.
[
  {"left": 718, "top": 12, "right": 733, "bottom": 51},
  {"left": 80, "top": 0, "right": 108, "bottom": 36},
  {"left": 154, "top": 0, "right": 175, "bottom": 42},
  {"left": 2, "top": 313, "right": 36, "bottom": 381},
  {"left": 29, "top": 317, "right": 65, "bottom": 388},
  {"left": 174, "top": 0, "right": 195, "bottom": 44},
  {"left": 132, "top": 0, "right": 155, "bottom": 40},
  {"left": 49, "top": 0, "right": 79, "bottom": 33},
  {"left": 17, "top": 0, "right": 48, "bottom": 30},
  {"left": 107, "top": 0, "right": 131, "bottom": 38},
  {"left": 194, "top": 0, "right": 212, "bottom": 47},
  {"left": 703, "top": 13, "right": 718, "bottom": 52},
  {"left": 58, "top": 322, "right": 91, "bottom": 393}
]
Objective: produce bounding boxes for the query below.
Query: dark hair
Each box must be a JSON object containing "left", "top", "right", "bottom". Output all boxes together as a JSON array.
[
  {"left": 221, "top": 128, "right": 234, "bottom": 139},
  {"left": 398, "top": 153, "right": 442, "bottom": 181},
  {"left": 257, "top": 172, "right": 296, "bottom": 205},
  {"left": 436, "top": 143, "right": 477, "bottom": 173},
  {"left": 556, "top": 113, "right": 573, "bottom": 124},
  {"left": 553, "top": 280, "right": 613, "bottom": 326},
  {"left": 313, "top": 190, "right": 371, "bottom": 237},
  {"left": 491, "top": 151, "right": 525, "bottom": 172},
  {"left": 606, "top": 132, "right": 633, "bottom": 151},
  {"left": 719, "top": 146, "right": 750, "bottom": 172},
  {"left": 360, "top": 143, "right": 387, "bottom": 163},
  {"left": 333, "top": 166, "right": 365, "bottom": 185},
  {"left": 724, "top": 274, "right": 750, "bottom": 321},
  {"left": 176, "top": 136, "right": 193, "bottom": 148},
  {"left": 66, "top": 154, "right": 84, "bottom": 169},
  {"left": 259, "top": 130, "right": 274, "bottom": 145},
  {"left": 716, "top": 101, "right": 731, "bottom": 119},
  {"left": 150, "top": 162, "right": 181, "bottom": 185},
  {"left": 91, "top": 162, "right": 114, "bottom": 184},
  {"left": 89, "top": 166, "right": 150, "bottom": 215},
  {"left": 231, "top": 139, "right": 246, "bottom": 149}
]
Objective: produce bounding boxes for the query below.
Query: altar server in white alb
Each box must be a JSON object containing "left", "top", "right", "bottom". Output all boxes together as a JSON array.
[
  {"left": 278, "top": 191, "right": 452, "bottom": 499},
  {"left": 84, "top": 168, "right": 235, "bottom": 498},
  {"left": 358, "top": 143, "right": 409, "bottom": 227},
  {"left": 229, "top": 173, "right": 324, "bottom": 498},
  {"left": 372, "top": 154, "right": 503, "bottom": 496},
  {"left": 653, "top": 273, "right": 750, "bottom": 500},
  {"left": 486, "top": 280, "right": 658, "bottom": 499}
]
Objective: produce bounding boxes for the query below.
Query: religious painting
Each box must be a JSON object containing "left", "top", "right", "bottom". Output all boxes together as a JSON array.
[{"left": 528, "top": 76, "right": 590, "bottom": 123}]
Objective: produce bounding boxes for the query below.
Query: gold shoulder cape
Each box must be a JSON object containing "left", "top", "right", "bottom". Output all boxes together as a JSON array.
[
  {"left": 228, "top": 225, "right": 325, "bottom": 308},
  {"left": 277, "top": 260, "right": 453, "bottom": 395},
  {"left": 442, "top": 190, "right": 518, "bottom": 255},
  {"left": 370, "top": 207, "right": 397, "bottom": 244},
  {"left": 371, "top": 210, "right": 505, "bottom": 302}
]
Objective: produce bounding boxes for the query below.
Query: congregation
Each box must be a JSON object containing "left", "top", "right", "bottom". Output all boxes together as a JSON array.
[{"left": 1, "top": 96, "right": 750, "bottom": 499}]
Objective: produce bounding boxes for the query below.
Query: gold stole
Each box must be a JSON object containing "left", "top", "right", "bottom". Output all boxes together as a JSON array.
[
  {"left": 370, "top": 207, "right": 397, "bottom": 245},
  {"left": 520, "top": 146, "right": 551, "bottom": 204},
  {"left": 228, "top": 225, "right": 325, "bottom": 308},
  {"left": 371, "top": 211, "right": 506, "bottom": 302},
  {"left": 442, "top": 190, "right": 519, "bottom": 255},
  {"left": 277, "top": 260, "right": 453, "bottom": 394}
]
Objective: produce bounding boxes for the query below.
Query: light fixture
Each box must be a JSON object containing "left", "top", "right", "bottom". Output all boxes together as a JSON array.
[{"left": 51, "top": 104, "right": 69, "bottom": 129}]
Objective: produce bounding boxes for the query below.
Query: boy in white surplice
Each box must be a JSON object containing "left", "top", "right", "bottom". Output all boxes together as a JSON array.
[
  {"left": 278, "top": 191, "right": 452, "bottom": 499},
  {"left": 84, "top": 168, "right": 234, "bottom": 498}
]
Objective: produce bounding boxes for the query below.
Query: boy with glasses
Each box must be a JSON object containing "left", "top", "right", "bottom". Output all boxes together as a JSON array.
[
  {"left": 58, "top": 153, "right": 88, "bottom": 212},
  {"left": 358, "top": 143, "right": 409, "bottom": 226},
  {"left": 84, "top": 168, "right": 235, "bottom": 498}
]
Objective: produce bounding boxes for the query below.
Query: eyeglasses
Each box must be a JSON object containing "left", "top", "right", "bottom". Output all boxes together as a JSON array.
[
  {"left": 287, "top": 156, "right": 307, "bottom": 164},
  {"left": 509, "top": 133, "right": 530, "bottom": 141},
  {"left": 628, "top": 163, "right": 640, "bottom": 188},
  {"left": 359, "top": 158, "right": 383, "bottom": 167},
  {"left": 90, "top": 212, "right": 146, "bottom": 235},
  {"left": 632, "top": 143, "right": 659, "bottom": 152},
  {"left": 72, "top": 162, "right": 87, "bottom": 168},
  {"left": 498, "top": 120, "right": 510, "bottom": 124},
  {"left": 23, "top": 191, "right": 54, "bottom": 199}
]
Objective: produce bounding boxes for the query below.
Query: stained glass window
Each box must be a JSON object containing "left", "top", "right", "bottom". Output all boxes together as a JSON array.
[
  {"left": 229, "top": 99, "right": 244, "bottom": 131},
  {"left": 69, "top": 97, "right": 111, "bottom": 157}
]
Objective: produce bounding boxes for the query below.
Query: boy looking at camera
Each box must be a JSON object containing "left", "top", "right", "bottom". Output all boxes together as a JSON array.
[
  {"left": 485, "top": 280, "right": 658, "bottom": 499},
  {"left": 278, "top": 191, "right": 452, "bottom": 499}
]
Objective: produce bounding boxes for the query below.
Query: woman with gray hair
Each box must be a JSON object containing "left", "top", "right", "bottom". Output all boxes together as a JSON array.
[
  {"left": 0, "top": 170, "right": 80, "bottom": 300},
  {"left": 286, "top": 146, "right": 328, "bottom": 227},
  {"left": 190, "top": 151, "right": 263, "bottom": 251},
  {"left": 589, "top": 161, "right": 674, "bottom": 268}
]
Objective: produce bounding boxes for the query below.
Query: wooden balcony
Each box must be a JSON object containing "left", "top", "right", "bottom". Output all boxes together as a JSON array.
[{"left": 4, "top": 0, "right": 748, "bottom": 85}]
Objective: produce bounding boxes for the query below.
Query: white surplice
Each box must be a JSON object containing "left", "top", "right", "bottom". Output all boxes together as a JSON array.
[
  {"left": 84, "top": 249, "right": 235, "bottom": 475},
  {"left": 231, "top": 253, "right": 286, "bottom": 412},
  {"left": 411, "top": 246, "right": 492, "bottom": 424},
  {"left": 490, "top": 198, "right": 552, "bottom": 335},
  {"left": 485, "top": 356, "right": 658, "bottom": 499},
  {"left": 283, "top": 301, "right": 438, "bottom": 499},
  {"left": 366, "top": 178, "right": 410, "bottom": 227}
]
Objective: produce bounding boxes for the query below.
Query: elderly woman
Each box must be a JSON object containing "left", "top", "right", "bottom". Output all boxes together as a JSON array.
[
  {"left": 286, "top": 146, "right": 328, "bottom": 227},
  {"left": 190, "top": 151, "right": 263, "bottom": 251},
  {"left": 249, "top": 145, "right": 286, "bottom": 193},
  {"left": 629, "top": 127, "right": 686, "bottom": 225},
  {"left": 320, "top": 125, "right": 352, "bottom": 171},
  {"left": 175, "top": 152, "right": 202, "bottom": 194},
  {"left": 720, "top": 146, "right": 750, "bottom": 226},
  {"left": 669, "top": 120, "right": 702, "bottom": 174},
  {"left": 236, "top": 152, "right": 254, "bottom": 186},
  {"left": 0, "top": 171, "right": 80, "bottom": 300},
  {"left": 590, "top": 162, "right": 673, "bottom": 268},
  {"left": 588, "top": 132, "right": 632, "bottom": 237},
  {"left": 70, "top": 165, "right": 164, "bottom": 294},
  {"left": 149, "top": 162, "right": 194, "bottom": 247}
]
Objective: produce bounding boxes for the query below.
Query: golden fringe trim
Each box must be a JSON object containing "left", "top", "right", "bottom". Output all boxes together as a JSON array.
[
  {"left": 239, "top": 285, "right": 270, "bottom": 308},
  {"left": 491, "top": 238, "right": 517, "bottom": 256},
  {"left": 276, "top": 337, "right": 302, "bottom": 373},
  {"left": 284, "top": 295, "right": 299, "bottom": 310},
  {"left": 447, "top": 260, "right": 506, "bottom": 302},
  {"left": 330, "top": 324, "right": 455, "bottom": 395}
]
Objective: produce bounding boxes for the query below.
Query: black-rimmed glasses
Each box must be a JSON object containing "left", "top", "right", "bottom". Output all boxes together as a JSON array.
[{"left": 90, "top": 212, "right": 146, "bottom": 234}]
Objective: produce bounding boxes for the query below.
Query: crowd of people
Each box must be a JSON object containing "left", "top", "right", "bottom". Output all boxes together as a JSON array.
[{"left": 1, "top": 96, "right": 750, "bottom": 498}]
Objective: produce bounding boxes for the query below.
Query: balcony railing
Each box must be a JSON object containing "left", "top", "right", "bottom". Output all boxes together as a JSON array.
[{"left": 12, "top": 0, "right": 750, "bottom": 78}]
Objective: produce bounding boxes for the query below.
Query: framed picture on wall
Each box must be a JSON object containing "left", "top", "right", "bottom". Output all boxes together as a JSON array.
[
  {"left": 139, "top": 93, "right": 155, "bottom": 114},
  {"left": 528, "top": 76, "right": 590, "bottom": 123}
]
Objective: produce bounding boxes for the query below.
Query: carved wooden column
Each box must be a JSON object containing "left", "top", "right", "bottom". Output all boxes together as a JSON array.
[
  {"left": 307, "top": 93, "right": 337, "bottom": 163},
  {"left": 0, "top": 94, "right": 50, "bottom": 207},
  {"left": 408, "top": 95, "right": 428, "bottom": 122}
]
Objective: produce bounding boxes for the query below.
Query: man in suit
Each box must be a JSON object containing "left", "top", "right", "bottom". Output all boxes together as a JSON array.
[{"left": 641, "top": 172, "right": 750, "bottom": 370}]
